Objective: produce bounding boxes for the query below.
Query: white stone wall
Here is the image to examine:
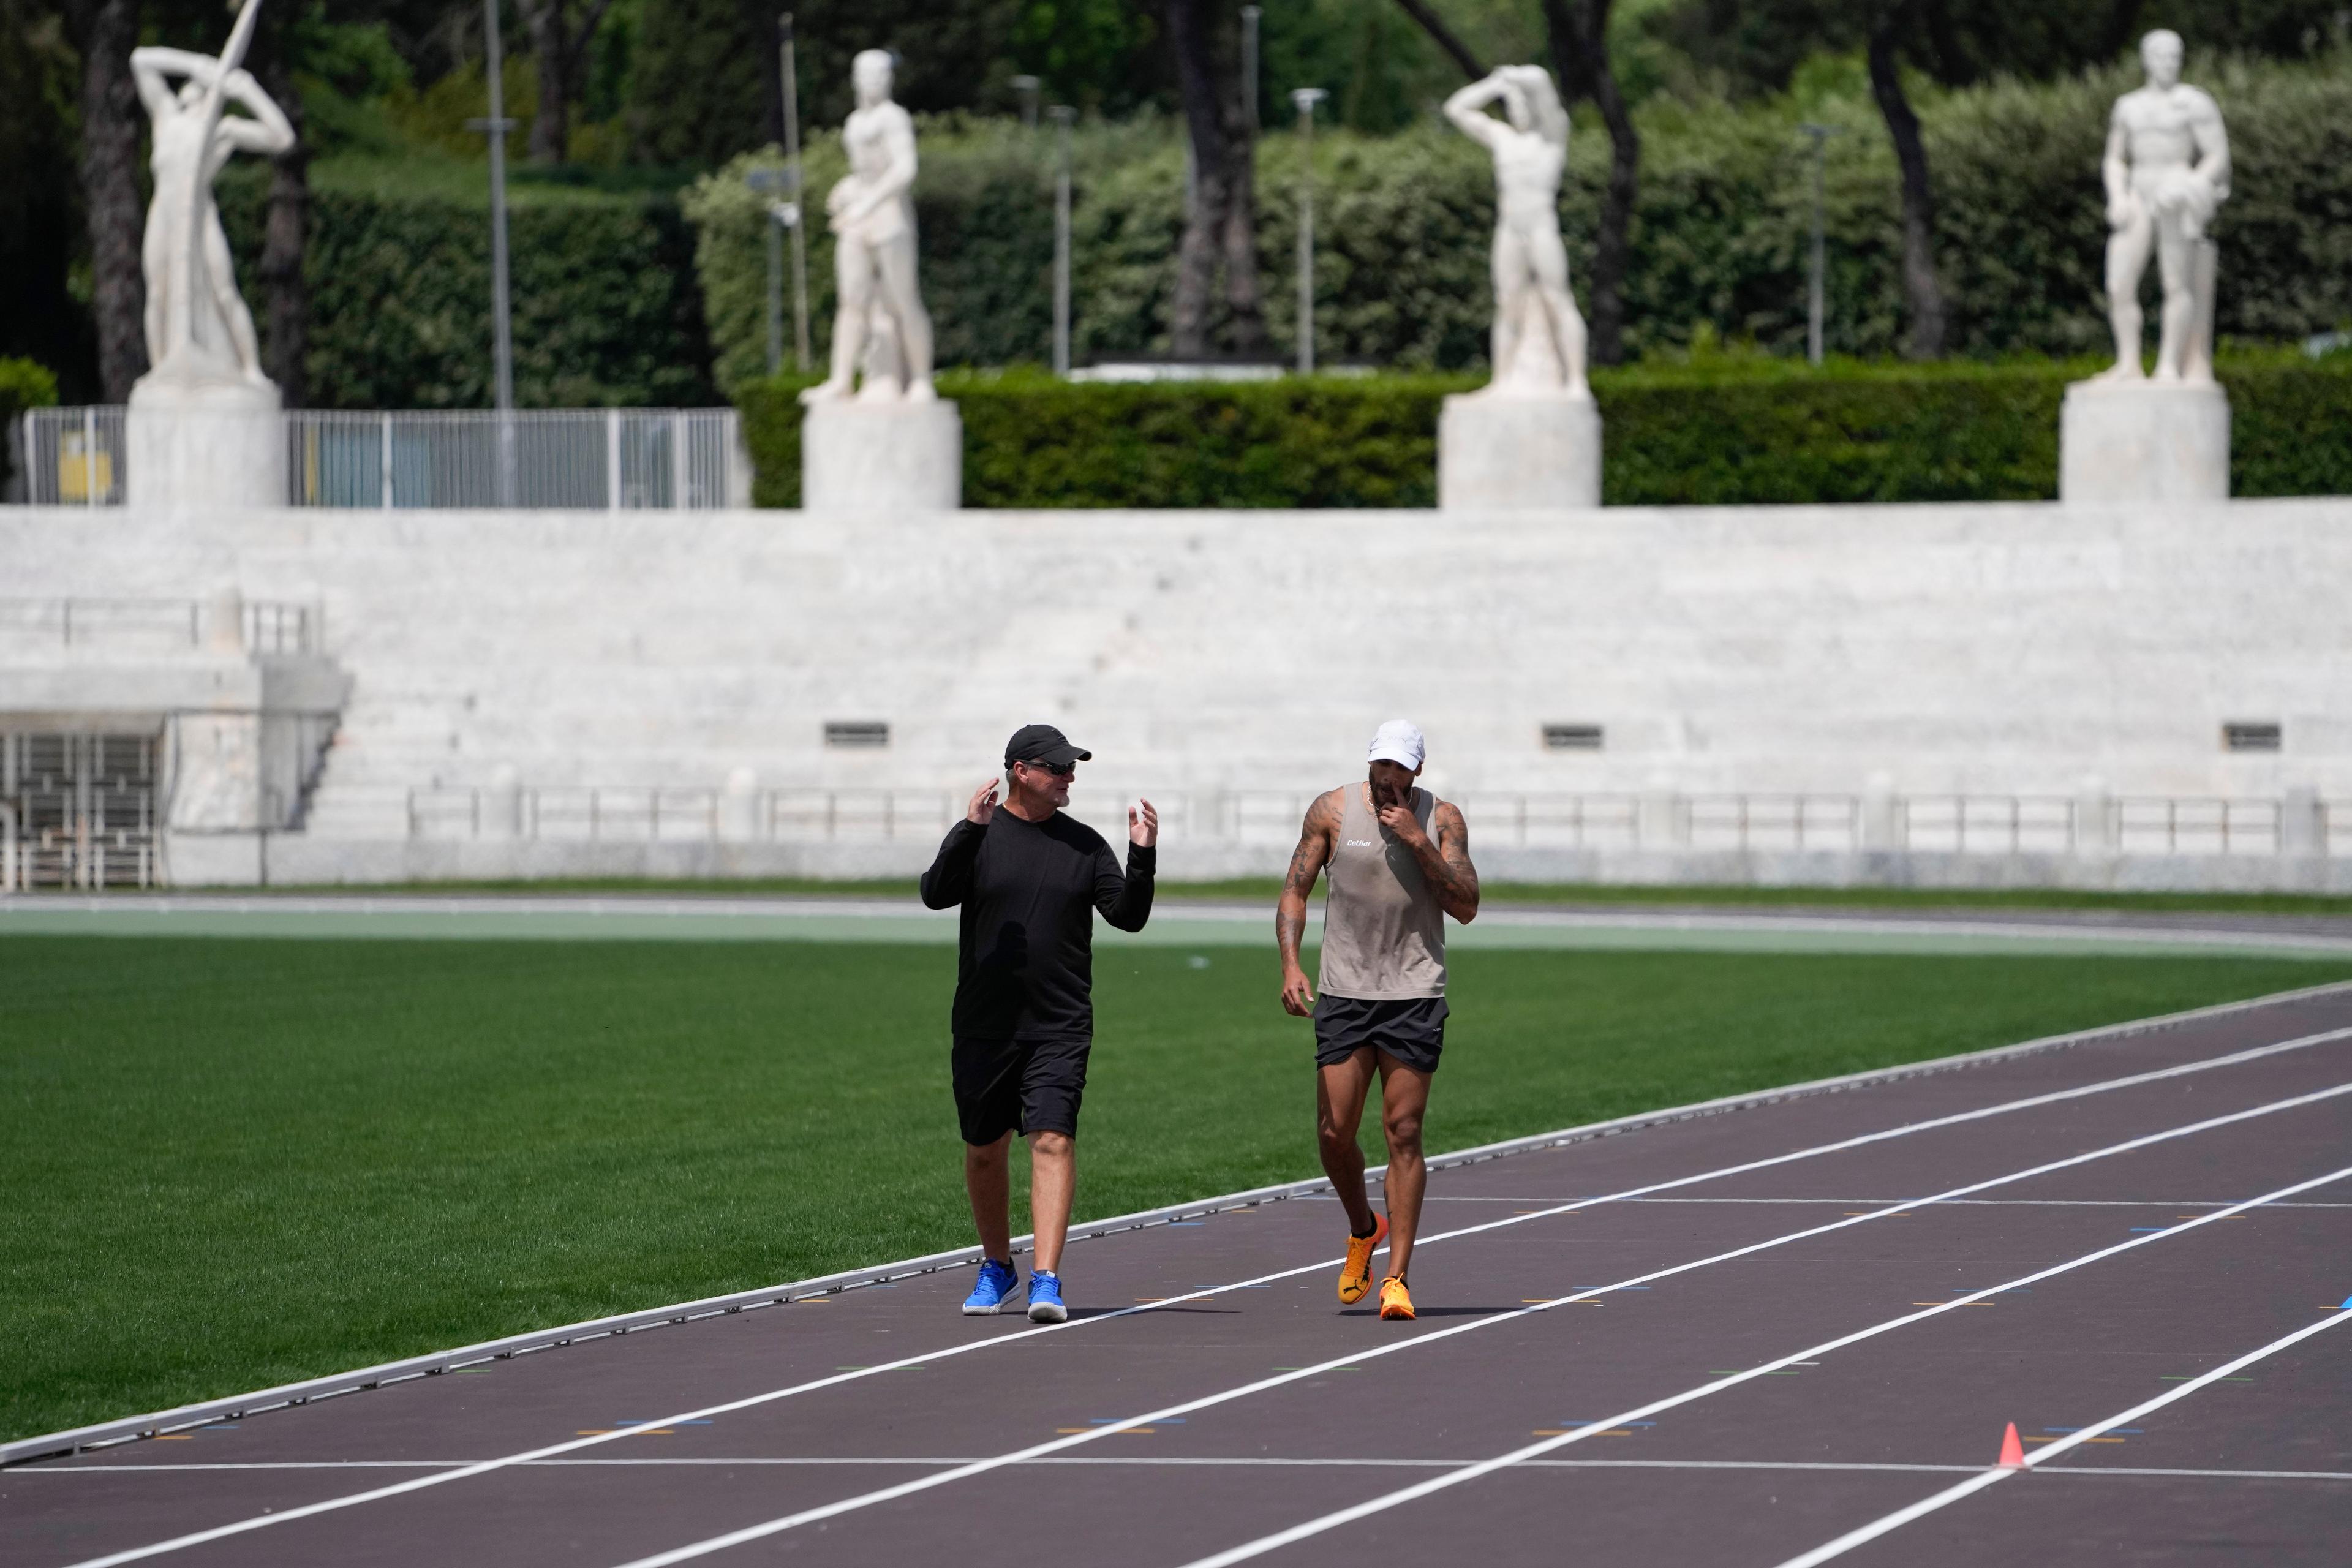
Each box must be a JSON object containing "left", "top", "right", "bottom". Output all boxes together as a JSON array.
[{"left": 4, "top": 499, "right": 2348, "bottom": 868}]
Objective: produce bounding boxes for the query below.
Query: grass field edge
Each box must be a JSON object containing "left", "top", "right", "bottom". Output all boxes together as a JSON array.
[{"left": 9, "top": 973, "right": 2350, "bottom": 1469}]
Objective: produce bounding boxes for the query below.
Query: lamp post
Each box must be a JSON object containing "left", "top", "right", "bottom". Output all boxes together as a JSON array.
[
  {"left": 1241, "top": 7, "right": 1261, "bottom": 134},
  {"left": 1050, "top": 106, "right": 1075, "bottom": 377},
  {"left": 1012, "top": 74, "right": 1040, "bottom": 129},
  {"left": 745, "top": 168, "right": 799, "bottom": 377},
  {"left": 1798, "top": 122, "right": 1844, "bottom": 366},
  {"left": 466, "top": 0, "right": 518, "bottom": 503},
  {"left": 780, "top": 13, "right": 810, "bottom": 371},
  {"left": 1291, "top": 87, "right": 1327, "bottom": 374}
]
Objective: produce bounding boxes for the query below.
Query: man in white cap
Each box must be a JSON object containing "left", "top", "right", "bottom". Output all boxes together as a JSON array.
[{"left": 1275, "top": 720, "right": 1479, "bottom": 1321}]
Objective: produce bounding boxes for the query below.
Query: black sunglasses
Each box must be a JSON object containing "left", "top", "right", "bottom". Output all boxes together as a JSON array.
[{"left": 1019, "top": 759, "right": 1076, "bottom": 777}]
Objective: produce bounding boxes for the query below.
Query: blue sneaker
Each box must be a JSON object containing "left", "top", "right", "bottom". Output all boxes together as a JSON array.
[
  {"left": 962, "top": 1258, "right": 1021, "bottom": 1316},
  {"left": 1027, "top": 1269, "right": 1068, "bottom": 1324}
]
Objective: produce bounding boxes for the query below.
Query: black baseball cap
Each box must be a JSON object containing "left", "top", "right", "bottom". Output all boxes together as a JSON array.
[{"left": 1005, "top": 723, "right": 1092, "bottom": 769}]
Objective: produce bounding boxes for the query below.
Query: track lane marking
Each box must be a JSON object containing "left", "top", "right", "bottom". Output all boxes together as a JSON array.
[
  {"left": 598, "top": 1087, "right": 2352, "bottom": 1567},
  {"left": 1170, "top": 1160, "right": 2352, "bottom": 1568},
  {"left": 53, "top": 1031, "right": 2352, "bottom": 1567},
  {"left": 32, "top": 1458, "right": 2352, "bottom": 1480},
  {"left": 21, "top": 996, "right": 2349, "bottom": 1472},
  {"left": 1769, "top": 1304, "right": 2352, "bottom": 1567},
  {"left": 1422, "top": 1196, "right": 2352, "bottom": 1207}
]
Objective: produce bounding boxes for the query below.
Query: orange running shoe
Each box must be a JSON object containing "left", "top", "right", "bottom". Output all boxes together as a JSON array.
[
  {"left": 1338, "top": 1212, "right": 1389, "bottom": 1305},
  {"left": 1378, "top": 1275, "right": 1415, "bottom": 1321}
]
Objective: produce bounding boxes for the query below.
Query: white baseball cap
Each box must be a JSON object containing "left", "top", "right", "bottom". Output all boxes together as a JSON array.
[{"left": 1366, "top": 718, "right": 1426, "bottom": 769}]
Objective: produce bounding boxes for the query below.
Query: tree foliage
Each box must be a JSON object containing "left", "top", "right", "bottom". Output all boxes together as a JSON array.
[{"left": 218, "top": 167, "right": 716, "bottom": 407}]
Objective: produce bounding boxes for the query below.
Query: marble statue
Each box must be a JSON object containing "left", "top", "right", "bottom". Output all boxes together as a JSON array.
[
  {"left": 2097, "top": 29, "right": 2230, "bottom": 384},
  {"left": 802, "top": 50, "right": 936, "bottom": 404},
  {"left": 131, "top": 8, "right": 293, "bottom": 387},
  {"left": 123, "top": 0, "right": 293, "bottom": 510},
  {"left": 1444, "top": 66, "right": 1588, "bottom": 400}
]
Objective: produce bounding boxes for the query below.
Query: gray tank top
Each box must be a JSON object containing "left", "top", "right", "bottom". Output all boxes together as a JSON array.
[{"left": 1317, "top": 783, "right": 1447, "bottom": 1000}]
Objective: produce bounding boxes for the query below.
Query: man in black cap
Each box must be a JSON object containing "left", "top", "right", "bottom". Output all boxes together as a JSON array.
[{"left": 920, "top": 723, "right": 1158, "bottom": 1323}]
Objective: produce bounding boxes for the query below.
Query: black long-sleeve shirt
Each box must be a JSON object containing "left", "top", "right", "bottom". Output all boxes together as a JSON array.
[{"left": 919, "top": 808, "right": 1156, "bottom": 1041}]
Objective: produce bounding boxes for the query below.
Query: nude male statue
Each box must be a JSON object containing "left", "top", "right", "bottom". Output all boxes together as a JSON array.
[
  {"left": 1444, "top": 65, "right": 1588, "bottom": 399},
  {"left": 2098, "top": 30, "right": 2230, "bottom": 384},
  {"left": 801, "top": 49, "right": 936, "bottom": 404},
  {"left": 131, "top": 43, "right": 295, "bottom": 382}
]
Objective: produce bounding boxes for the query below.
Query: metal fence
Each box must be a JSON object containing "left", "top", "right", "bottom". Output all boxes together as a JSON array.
[
  {"left": 1899, "top": 796, "right": 2078, "bottom": 855},
  {"left": 2114, "top": 796, "right": 2283, "bottom": 856},
  {"left": 0, "top": 597, "right": 316, "bottom": 654},
  {"left": 16, "top": 407, "right": 126, "bottom": 505},
  {"left": 284, "top": 409, "right": 741, "bottom": 510},
  {"left": 0, "top": 731, "right": 159, "bottom": 889},
  {"left": 398, "top": 785, "right": 2352, "bottom": 859},
  {"left": 17, "top": 407, "right": 742, "bottom": 510}
]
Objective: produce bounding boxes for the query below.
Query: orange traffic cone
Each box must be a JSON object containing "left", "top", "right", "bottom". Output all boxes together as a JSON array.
[{"left": 1997, "top": 1422, "right": 2027, "bottom": 1468}]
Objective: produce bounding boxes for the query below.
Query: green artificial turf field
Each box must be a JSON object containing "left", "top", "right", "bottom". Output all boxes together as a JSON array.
[{"left": 4, "top": 934, "right": 2347, "bottom": 1444}]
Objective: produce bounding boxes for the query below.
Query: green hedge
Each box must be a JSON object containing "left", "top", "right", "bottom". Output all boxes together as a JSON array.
[
  {"left": 219, "top": 163, "right": 717, "bottom": 410},
  {"left": 737, "top": 355, "right": 2352, "bottom": 508},
  {"left": 692, "top": 55, "right": 2352, "bottom": 378},
  {"left": 0, "top": 355, "right": 58, "bottom": 497}
]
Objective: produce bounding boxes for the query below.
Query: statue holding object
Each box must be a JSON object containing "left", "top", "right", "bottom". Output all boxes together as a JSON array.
[
  {"left": 801, "top": 50, "right": 937, "bottom": 404},
  {"left": 2097, "top": 29, "right": 2230, "bottom": 385},
  {"left": 131, "top": 0, "right": 293, "bottom": 389},
  {"left": 1444, "top": 66, "right": 1589, "bottom": 401},
  {"left": 124, "top": 0, "right": 295, "bottom": 510}
]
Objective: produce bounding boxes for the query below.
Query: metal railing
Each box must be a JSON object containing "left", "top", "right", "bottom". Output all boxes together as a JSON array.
[
  {"left": 400, "top": 783, "right": 2352, "bottom": 859},
  {"left": 18, "top": 407, "right": 742, "bottom": 510},
  {"left": 0, "top": 731, "right": 159, "bottom": 889},
  {"left": 2116, "top": 796, "right": 2282, "bottom": 856},
  {"left": 410, "top": 786, "right": 1156, "bottom": 845},
  {"left": 15, "top": 407, "right": 126, "bottom": 505},
  {"left": 0, "top": 597, "right": 317, "bottom": 655},
  {"left": 1462, "top": 792, "right": 1644, "bottom": 850},
  {"left": 284, "top": 409, "right": 741, "bottom": 510},
  {"left": 1898, "top": 796, "right": 2078, "bottom": 855},
  {"left": 1687, "top": 793, "right": 1860, "bottom": 851}
]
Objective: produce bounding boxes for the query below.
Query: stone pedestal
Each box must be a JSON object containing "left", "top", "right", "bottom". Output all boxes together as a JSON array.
[
  {"left": 802, "top": 400, "right": 962, "bottom": 512},
  {"left": 126, "top": 376, "right": 284, "bottom": 510},
  {"left": 2059, "top": 380, "right": 2229, "bottom": 505},
  {"left": 1438, "top": 392, "right": 1602, "bottom": 511}
]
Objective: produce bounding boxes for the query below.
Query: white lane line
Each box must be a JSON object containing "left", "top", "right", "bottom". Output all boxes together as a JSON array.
[
  {"left": 1770, "top": 1305, "right": 2352, "bottom": 1568},
  {"left": 23, "top": 993, "right": 2346, "bottom": 1472},
  {"left": 1172, "top": 1159, "right": 2352, "bottom": 1568},
  {"left": 601, "top": 1088, "right": 2352, "bottom": 1568},
  {"left": 54, "top": 1035, "right": 2350, "bottom": 1568},
  {"left": 36, "top": 1458, "right": 2352, "bottom": 1482},
  {"left": 1424, "top": 1197, "right": 2352, "bottom": 1208}
]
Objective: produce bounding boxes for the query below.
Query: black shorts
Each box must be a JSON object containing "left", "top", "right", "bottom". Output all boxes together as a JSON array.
[
  {"left": 951, "top": 1035, "right": 1091, "bottom": 1145},
  {"left": 1313, "top": 994, "right": 1447, "bottom": 1074}
]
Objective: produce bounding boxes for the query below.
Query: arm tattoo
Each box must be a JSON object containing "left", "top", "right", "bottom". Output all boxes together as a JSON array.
[
  {"left": 1410, "top": 802, "right": 1480, "bottom": 920},
  {"left": 1275, "top": 792, "right": 1338, "bottom": 964}
]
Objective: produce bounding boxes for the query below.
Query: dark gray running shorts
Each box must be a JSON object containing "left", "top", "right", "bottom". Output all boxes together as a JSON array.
[
  {"left": 1312, "top": 994, "right": 1447, "bottom": 1074},
  {"left": 952, "top": 1035, "right": 1090, "bottom": 1145}
]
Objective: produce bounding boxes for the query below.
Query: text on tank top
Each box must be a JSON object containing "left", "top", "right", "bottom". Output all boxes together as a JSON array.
[{"left": 1317, "top": 783, "right": 1448, "bottom": 1000}]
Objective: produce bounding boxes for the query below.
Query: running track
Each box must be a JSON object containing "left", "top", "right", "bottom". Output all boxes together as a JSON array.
[{"left": 7, "top": 985, "right": 2350, "bottom": 1566}]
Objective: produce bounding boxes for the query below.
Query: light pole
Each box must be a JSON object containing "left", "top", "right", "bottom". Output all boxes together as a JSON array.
[
  {"left": 1012, "top": 74, "right": 1040, "bottom": 129},
  {"left": 1050, "top": 106, "right": 1074, "bottom": 377},
  {"left": 466, "top": 0, "right": 518, "bottom": 503},
  {"left": 1798, "top": 122, "right": 1844, "bottom": 366},
  {"left": 746, "top": 167, "right": 798, "bottom": 377},
  {"left": 1291, "top": 87, "right": 1327, "bottom": 374},
  {"left": 1240, "top": 7, "right": 1261, "bottom": 134},
  {"left": 780, "top": 13, "right": 810, "bottom": 371}
]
